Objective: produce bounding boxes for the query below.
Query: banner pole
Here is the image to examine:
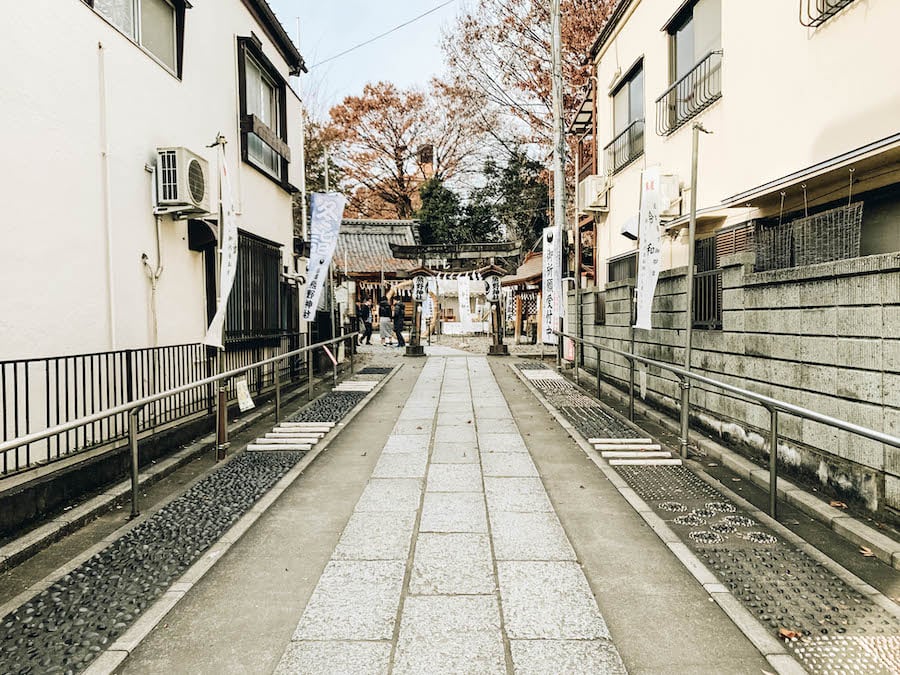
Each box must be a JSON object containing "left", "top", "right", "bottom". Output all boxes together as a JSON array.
[{"left": 213, "top": 136, "right": 228, "bottom": 461}]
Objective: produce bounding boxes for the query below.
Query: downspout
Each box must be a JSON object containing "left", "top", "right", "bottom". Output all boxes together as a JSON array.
[
  {"left": 98, "top": 42, "right": 117, "bottom": 348},
  {"left": 143, "top": 165, "right": 164, "bottom": 346}
]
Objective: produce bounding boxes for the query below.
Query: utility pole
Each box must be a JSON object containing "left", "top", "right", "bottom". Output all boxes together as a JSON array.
[
  {"left": 680, "top": 122, "right": 711, "bottom": 459},
  {"left": 549, "top": 0, "right": 567, "bottom": 358}
]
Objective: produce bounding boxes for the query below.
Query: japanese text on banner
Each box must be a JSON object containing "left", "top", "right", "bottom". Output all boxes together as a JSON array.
[
  {"left": 302, "top": 193, "right": 347, "bottom": 322},
  {"left": 634, "top": 166, "right": 662, "bottom": 331},
  {"left": 203, "top": 144, "right": 239, "bottom": 349},
  {"left": 541, "top": 226, "right": 562, "bottom": 345}
]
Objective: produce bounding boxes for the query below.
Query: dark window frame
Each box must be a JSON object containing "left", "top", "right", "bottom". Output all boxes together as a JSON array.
[
  {"left": 237, "top": 35, "right": 292, "bottom": 192},
  {"left": 224, "top": 231, "right": 285, "bottom": 345},
  {"left": 81, "top": 0, "right": 187, "bottom": 78},
  {"left": 607, "top": 251, "right": 638, "bottom": 283}
]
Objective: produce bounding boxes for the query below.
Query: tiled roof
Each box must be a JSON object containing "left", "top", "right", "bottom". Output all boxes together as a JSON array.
[
  {"left": 501, "top": 252, "right": 543, "bottom": 286},
  {"left": 335, "top": 219, "right": 420, "bottom": 275}
]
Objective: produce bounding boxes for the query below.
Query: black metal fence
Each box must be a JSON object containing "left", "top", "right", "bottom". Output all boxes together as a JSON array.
[
  {"left": 0, "top": 334, "right": 306, "bottom": 476},
  {"left": 693, "top": 237, "right": 722, "bottom": 330},
  {"left": 655, "top": 50, "right": 723, "bottom": 135},
  {"left": 799, "top": 0, "right": 856, "bottom": 27},
  {"left": 604, "top": 119, "right": 645, "bottom": 174}
]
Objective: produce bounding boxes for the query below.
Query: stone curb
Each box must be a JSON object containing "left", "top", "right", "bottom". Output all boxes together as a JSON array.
[
  {"left": 571, "top": 366, "right": 900, "bottom": 571},
  {"left": 0, "top": 364, "right": 401, "bottom": 675},
  {"left": 508, "top": 363, "right": 805, "bottom": 675},
  {"left": 0, "top": 377, "right": 324, "bottom": 574}
]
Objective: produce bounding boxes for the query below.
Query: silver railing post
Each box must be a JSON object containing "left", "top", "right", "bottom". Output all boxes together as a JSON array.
[
  {"left": 595, "top": 343, "right": 602, "bottom": 399},
  {"left": 274, "top": 362, "right": 281, "bottom": 425},
  {"left": 679, "top": 377, "right": 691, "bottom": 459},
  {"left": 307, "top": 350, "right": 314, "bottom": 402},
  {"left": 349, "top": 334, "right": 355, "bottom": 374},
  {"left": 628, "top": 356, "right": 635, "bottom": 422},
  {"left": 128, "top": 409, "right": 140, "bottom": 518},
  {"left": 769, "top": 407, "right": 779, "bottom": 519},
  {"left": 556, "top": 319, "right": 563, "bottom": 371}
]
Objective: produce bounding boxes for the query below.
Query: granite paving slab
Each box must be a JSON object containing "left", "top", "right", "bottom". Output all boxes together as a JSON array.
[
  {"left": 489, "top": 512, "right": 577, "bottom": 561},
  {"left": 435, "top": 426, "right": 476, "bottom": 444},
  {"left": 484, "top": 477, "right": 554, "bottom": 513},
  {"left": 392, "top": 420, "right": 433, "bottom": 436},
  {"left": 431, "top": 442, "right": 479, "bottom": 464},
  {"left": 419, "top": 492, "right": 488, "bottom": 533},
  {"left": 292, "top": 561, "right": 406, "bottom": 640},
  {"left": 371, "top": 452, "right": 428, "bottom": 479},
  {"left": 478, "top": 433, "right": 528, "bottom": 453},
  {"left": 393, "top": 596, "right": 506, "bottom": 675},
  {"left": 381, "top": 436, "right": 429, "bottom": 454},
  {"left": 426, "top": 463, "right": 484, "bottom": 492},
  {"left": 497, "top": 561, "right": 611, "bottom": 639},
  {"left": 509, "top": 639, "right": 627, "bottom": 675},
  {"left": 332, "top": 512, "right": 417, "bottom": 561},
  {"left": 354, "top": 479, "right": 423, "bottom": 512},
  {"left": 481, "top": 453, "right": 539, "bottom": 477},
  {"left": 409, "top": 533, "right": 495, "bottom": 595},
  {"left": 275, "top": 641, "right": 392, "bottom": 675}
]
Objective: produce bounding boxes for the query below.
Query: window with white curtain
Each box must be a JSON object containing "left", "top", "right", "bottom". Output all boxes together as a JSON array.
[
  {"left": 86, "top": 0, "right": 178, "bottom": 74},
  {"left": 238, "top": 39, "right": 289, "bottom": 184}
]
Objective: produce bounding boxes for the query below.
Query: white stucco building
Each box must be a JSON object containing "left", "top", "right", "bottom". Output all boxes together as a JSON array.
[
  {"left": 573, "top": 0, "right": 900, "bottom": 291},
  {"left": 0, "top": 0, "right": 306, "bottom": 360}
]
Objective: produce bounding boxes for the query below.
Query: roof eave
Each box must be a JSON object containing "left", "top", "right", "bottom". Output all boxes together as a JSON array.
[{"left": 242, "top": 0, "right": 307, "bottom": 74}]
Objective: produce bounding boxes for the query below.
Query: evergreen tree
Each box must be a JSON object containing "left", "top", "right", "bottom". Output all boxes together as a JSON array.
[{"left": 417, "top": 177, "right": 462, "bottom": 244}]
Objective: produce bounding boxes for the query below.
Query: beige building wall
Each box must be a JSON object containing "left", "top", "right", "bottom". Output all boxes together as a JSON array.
[
  {"left": 0, "top": 1, "right": 302, "bottom": 359},
  {"left": 586, "top": 0, "right": 900, "bottom": 282}
]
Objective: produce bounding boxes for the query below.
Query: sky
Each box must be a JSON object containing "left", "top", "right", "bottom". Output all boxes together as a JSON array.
[{"left": 267, "top": 0, "right": 462, "bottom": 120}]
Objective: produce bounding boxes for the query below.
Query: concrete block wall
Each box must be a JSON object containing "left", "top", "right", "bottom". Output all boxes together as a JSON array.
[{"left": 569, "top": 252, "right": 900, "bottom": 518}]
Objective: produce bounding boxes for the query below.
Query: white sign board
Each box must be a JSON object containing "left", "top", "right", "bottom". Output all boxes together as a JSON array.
[
  {"left": 412, "top": 275, "right": 427, "bottom": 303},
  {"left": 485, "top": 275, "right": 501, "bottom": 303},
  {"left": 541, "top": 226, "right": 562, "bottom": 345},
  {"left": 458, "top": 276, "right": 472, "bottom": 332},
  {"left": 634, "top": 166, "right": 662, "bottom": 331},
  {"left": 235, "top": 378, "right": 255, "bottom": 412}
]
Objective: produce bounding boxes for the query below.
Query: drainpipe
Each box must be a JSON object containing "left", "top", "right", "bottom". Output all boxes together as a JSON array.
[
  {"left": 98, "top": 42, "right": 117, "bottom": 348},
  {"left": 144, "top": 166, "right": 165, "bottom": 346}
]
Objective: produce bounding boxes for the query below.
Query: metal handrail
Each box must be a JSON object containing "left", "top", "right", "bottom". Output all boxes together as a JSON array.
[
  {"left": 603, "top": 118, "right": 645, "bottom": 174},
  {"left": 553, "top": 328, "right": 900, "bottom": 518},
  {"left": 654, "top": 50, "right": 723, "bottom": 135},
  {"left": 1, "top": 332, "right": 358, "bottom": 515}
]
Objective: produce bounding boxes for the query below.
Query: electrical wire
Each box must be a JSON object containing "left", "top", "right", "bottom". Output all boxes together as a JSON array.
[{"left": 310, "top": 0, "right": 457, "bottom": 69}]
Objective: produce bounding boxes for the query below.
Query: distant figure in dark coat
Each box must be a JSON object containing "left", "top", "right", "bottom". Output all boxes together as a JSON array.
[
  {"left": 358, "top": 299, "right": 372, "bottom": 345},
  {"left": 393, "top": 298, "right": 406, "bottom": 348}
]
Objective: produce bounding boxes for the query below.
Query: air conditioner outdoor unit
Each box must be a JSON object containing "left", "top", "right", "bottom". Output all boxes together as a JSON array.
[
  {"left": 578, "top": 175, "right": 610, "bottom": 212},
  {"left": 156, "top": 147, "right": 211, "bottom": 214},
  {"left": 659, "top": 173, "right": 682, "bottom": 219}
]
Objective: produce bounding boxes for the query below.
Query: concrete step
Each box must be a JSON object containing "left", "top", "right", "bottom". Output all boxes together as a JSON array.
[
  {"left": 246, "top": 443, "right": 312, "bottom": 452},
  {"left": 608, "top": 458, "right": 683, "bottom": 466},
  {"left": 592, "top": 443, "right": 662, "bottom": 451},
  {"left": 253, "top": 438, "right": 317, "bottom": 446},
  {"left": 601, "top": 451, "right": 672, "bottom": 459},
  {"left": 589, "top": 437, "right": 652, "bottom": 444},
  {"left": 274, "top": 425, "right": 331, "bottom": 433},
  {"left": 265, "top": 432, "right": 323, "bottom": 440},
  {"left": 278, "top": 422, "right": 335, "bottom": 428}
]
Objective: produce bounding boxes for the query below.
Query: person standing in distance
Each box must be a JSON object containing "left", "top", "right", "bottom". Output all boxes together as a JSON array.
[
  {"left": 358, "top": 299, "right": 373, "bottom": 345},
  {"left": 378, "top": 297, "right": 393, "bottom": 346},
  {"left": 393, "top": 297, "right": 406, "bottom": 348}
]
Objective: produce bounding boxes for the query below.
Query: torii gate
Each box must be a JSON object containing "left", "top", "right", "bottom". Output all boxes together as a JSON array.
[{"left": 388, "top": 241, "right": 523, "bottom": 357}]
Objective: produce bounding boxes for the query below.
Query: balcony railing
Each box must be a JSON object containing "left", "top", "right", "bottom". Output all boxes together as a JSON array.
[
  {"left": 655, "top": 50, "right": 723, "bottom": 136},
  {"left": 577, "top": 133, "right": 595, "bottom": 182},
  {"left": 799, "top": 0, "right": 856, "bottom": 27},
  {"left": 604, "top": 119, "right": 644, "bottom": 174}
]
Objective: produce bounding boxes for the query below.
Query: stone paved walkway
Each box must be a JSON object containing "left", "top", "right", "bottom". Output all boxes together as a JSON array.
[{"left": 275, "top": 356, "right": 626, "bottom": 674}]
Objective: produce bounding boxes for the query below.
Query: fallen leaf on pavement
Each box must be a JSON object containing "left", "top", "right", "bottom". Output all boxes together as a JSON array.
[
  {"left": 778, "top": 628, "right": 801, "bottom": 640},
  {"left": 830, "top": 500, "right": 848, "bottom": 509},
  {"left": 859, "top": 546, "right": 875, "bottom": 557}
]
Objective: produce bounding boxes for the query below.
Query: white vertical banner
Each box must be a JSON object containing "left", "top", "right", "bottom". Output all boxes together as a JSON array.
[
  {"left": 541, "top": 226, "right": 562, "bottom": 344},
  {"left": 302, "top": 192, "right": 347, "bottom": 322},
  {"left": 634, "top": 166, "right": 662, "bottom": 331},
  {"left": 202, "top": 144, "right": 239, "bottom": 349},
  {"left": 457, "top": 276, "right": 472, "bottom": 331}
]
